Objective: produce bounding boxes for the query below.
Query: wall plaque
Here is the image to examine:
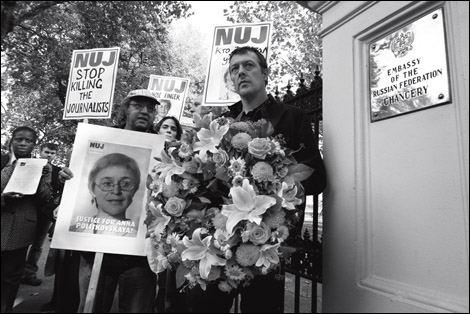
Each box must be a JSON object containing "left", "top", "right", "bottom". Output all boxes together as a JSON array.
[{"left": 369, "top": 8, "right": 450, "bottom": 122}]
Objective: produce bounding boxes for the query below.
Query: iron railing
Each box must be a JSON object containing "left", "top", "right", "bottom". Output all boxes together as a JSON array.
[{"left": 279, "top": 68, "right": 323, "bottom": 313}]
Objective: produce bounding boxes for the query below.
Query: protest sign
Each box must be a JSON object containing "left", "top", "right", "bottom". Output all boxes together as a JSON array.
[
  {"left": 202, "top": 22, "right": 273, "bottom": 106},
  {"left": 147, "top": 75, "right": 191, "bottom": 127},
  {"left": 51, "top": 123, "right": 165, "bottom": 256},
  {"left": 63, "top": 47, "right": 120, "bottom": 120}
]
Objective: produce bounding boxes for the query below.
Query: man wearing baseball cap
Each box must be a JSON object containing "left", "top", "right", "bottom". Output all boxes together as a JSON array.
[{"left": 118, "top": 89, "right": 160, "bottom": 132}]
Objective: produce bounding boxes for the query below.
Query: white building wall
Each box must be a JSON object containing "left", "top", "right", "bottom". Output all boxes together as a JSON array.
[{"left": 308, "top": 1, "right": 470, "bottom": 312}]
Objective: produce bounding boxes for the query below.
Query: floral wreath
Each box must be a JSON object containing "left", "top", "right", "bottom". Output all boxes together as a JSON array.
[{"left": 145, "top": 111, "right": 313, "bottom": 292}]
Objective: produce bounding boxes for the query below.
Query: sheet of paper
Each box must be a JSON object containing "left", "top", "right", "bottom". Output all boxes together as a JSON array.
[{"left": 3, "top": 158, "right": 48, "bottom": 195}]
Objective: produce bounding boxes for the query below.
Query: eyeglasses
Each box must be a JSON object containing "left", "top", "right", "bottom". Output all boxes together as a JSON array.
[
  {"left": 130, "top": 102, "right": 156, "bottom": 112},
  {"left": 96, "top": 179, "right": 135, "bottom": 192}
]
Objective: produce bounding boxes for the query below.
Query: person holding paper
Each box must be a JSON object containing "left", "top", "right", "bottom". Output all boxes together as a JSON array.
[
  {"left": 1, "top": 126, "right": 53, "bottom": 313},
  {"left": 22, "top": 143, "right": 63, "bottom": 287}
]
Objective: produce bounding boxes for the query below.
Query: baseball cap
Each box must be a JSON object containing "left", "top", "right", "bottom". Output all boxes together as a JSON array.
[{"left": 125, "top": 89, "right": 160, "bottom": 105}]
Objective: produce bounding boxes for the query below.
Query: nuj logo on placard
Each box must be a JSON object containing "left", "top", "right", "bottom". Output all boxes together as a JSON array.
[
  {"left": 215, "top": 25, "right": 269, "bottom": 46},
  {"left": 88, "top": 141, "right": 105, "bottom": 153},
  {"left": 74, "top": 51, "right": 117, "bottom": 68},
  {"left": 149, "top": 79, "right": 187, "bottom": 94}
]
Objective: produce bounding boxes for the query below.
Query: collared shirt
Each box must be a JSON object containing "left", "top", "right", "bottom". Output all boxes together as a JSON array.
[{"left": 235, "top": 97, "right": 270, "bottom": 122}]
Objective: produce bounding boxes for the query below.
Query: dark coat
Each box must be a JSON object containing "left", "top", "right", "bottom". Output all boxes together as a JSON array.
[{"left": 225, "top": 94, "right": 327, "bottom": 195}]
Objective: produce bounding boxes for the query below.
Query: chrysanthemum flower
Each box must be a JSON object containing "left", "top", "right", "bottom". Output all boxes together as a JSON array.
[
  {"left": 271, "top": 225, "right": 289, "bottom": 243},
  {"left": 230, "top": 121, "right": 251, "bottom": 133},
  {"left": 166, "top": 232, "right": 181, "bottom": 246},
  {"left": 231, "top": 132, "right": 252, "bottom": 151},
  {"left": 263, "top": 210, "right": 286, "bottom": 229},
  {"left": 228, "top": 157, "right": 246, "bottom": 176},
  {"left": 251, "top": 162, "right": 274, "bottom": 182},
  {"left": 224, "top": 264, "right": 246, "bottom": 281},
  {"left": 212, "top": 213, "right": 228, "bottom": 231},
  {"left": 161, "top": 181, "right": 179, "bottom": 198},
  {"left": 182, "top": 176, "right": 200, "bottom": 194},
  {"left": 235, "top": 243, "right": 260, "bottom": 266}
]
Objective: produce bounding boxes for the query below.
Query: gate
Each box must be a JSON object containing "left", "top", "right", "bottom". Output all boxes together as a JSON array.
[{"left": 279, "top": 69, "right": 323, "bottom": 313}]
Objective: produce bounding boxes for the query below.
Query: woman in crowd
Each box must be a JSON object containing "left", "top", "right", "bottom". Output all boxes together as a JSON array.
[
  {"left": 151, "top": 115, "right": 183, "bottom": 313},
  {"left": 154, "top": 116, "right": 183, "bottom": 142}
]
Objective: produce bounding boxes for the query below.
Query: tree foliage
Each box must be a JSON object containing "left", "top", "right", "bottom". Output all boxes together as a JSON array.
[
  {"left": 1, "top": 1, "right": 68, "bottom": 43},
  {"left": 1, "top": 1, "right": 191, "bottom": 164},
  {"left": 224, "top": 1, "right": 322, "bottom": 92},
  {"left": 166, "top": 22, "right": 209, "bottom": 116},
  {"left": 1, "top": 1, "right": 321, "bottom": 164}
]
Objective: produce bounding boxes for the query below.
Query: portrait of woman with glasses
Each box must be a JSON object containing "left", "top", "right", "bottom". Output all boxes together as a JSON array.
[{"left": 69, "top": 153, "right": 141, "bottom": 237}]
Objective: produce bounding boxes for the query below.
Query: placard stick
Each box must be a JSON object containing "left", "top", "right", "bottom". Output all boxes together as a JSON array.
[
  {"left": 82, "top": 112, "right": 100, "bottom": 313},
  {"left": 83, "top": 252, "right": 104, "bottom": 313}
]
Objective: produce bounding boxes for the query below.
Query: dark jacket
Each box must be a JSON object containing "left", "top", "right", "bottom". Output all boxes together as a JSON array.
[
  {"left": 225, "top": 94, "right": 327, "bottom": 195},
  {"left": 1, "top": 153, "right": 53, "bottom": 251}
]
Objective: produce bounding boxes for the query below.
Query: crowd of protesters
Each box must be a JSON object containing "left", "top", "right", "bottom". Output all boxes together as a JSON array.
[{"left": 1, "top": 46, "right": 326, "bottom": 313}]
